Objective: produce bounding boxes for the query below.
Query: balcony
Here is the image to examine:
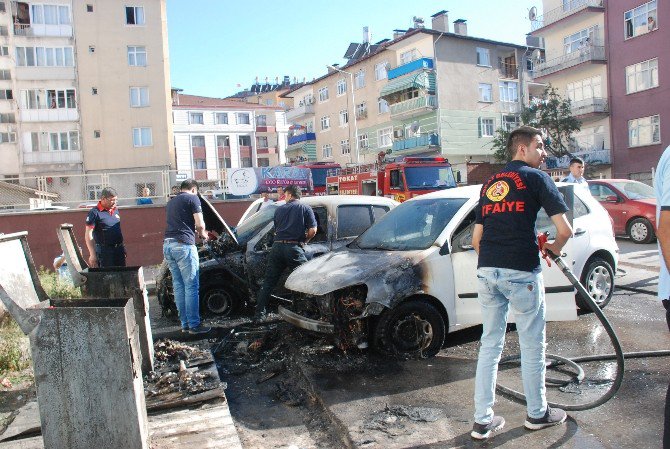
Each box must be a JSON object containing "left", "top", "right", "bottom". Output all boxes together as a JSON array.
[
  {"left": 19, "top": 108, "right": 78, "bottom": 122},
  {"left": 571, "top": 97, "right": 608, "bottom": 118},
  {"left": 500, "top": 102, "right": 522, "bottom": 114},
  {"left": 257, "top": 147, "right": 277, "bottom": 155},
  {"left": 288, "top": 132, "right": 316, "bottom": 145},
  {"left": 191, "top": 146, "right": 206, "bottom": 159},
  {"left": 256, "top": 125, "right": 276, "bottom": 133},
  {"left": 533, "top": 44, "right": 606, "bottom": 79},
  {"left": 390, "top": 95, "right": 437, "bottom": 119},
  {"left": 499, "top": 62, "right": 518, "bottom": 79},
  {"left": 531, "top": 0, "right": 604, "bottom": 32},
  {"left": 392, "top": 134, "right": 439, "bottom": 152},
  {"left": 545, "top": 148, "right": 610, "bottom": 169},
  {"left": 13, "top": 23, "right": 73, "bottom": 37},
  {"left": 388, "top": 58, "right": 434, "bottom": 80},
  {"left": 285, "top": 103, "right": 314, "bottom": 122},
  {"left": 23, "top": 150, "right": 82, "bottom": 165}
]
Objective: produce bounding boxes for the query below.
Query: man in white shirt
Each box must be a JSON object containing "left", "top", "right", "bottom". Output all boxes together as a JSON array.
[{"left": 561, "top": 157, "right": 588, "bottom": 186}]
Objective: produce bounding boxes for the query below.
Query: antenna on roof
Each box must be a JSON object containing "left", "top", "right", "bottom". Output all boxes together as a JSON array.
[{"left": 531, "top": 48, "right": 542, "bottom": 63}]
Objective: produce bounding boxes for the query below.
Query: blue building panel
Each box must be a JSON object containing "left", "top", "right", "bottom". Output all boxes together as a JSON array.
[
  {"left": 388, "top": 58, "right": 434, "bottom": 80},
  {"left": 288, "top": 132, "right": 316, "bottom": 145}
]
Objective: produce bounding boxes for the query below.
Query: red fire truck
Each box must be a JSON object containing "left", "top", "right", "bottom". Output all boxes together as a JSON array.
[
  {"left": 297, "top": 162, "right": 341, "bottom": 195},
  {"left": 325, "top": 157, "right": 456, "bottom": 202}
]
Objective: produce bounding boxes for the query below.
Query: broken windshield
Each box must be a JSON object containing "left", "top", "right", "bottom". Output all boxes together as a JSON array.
[
  {"left": 235, "top": 203, "right": 278, "bottom": 245},
  {"left": 354, "top": 198, "right": 468, "bottom": 251},
  {"left": 405, "top": 166, "right": 456, "bottom": 190}
]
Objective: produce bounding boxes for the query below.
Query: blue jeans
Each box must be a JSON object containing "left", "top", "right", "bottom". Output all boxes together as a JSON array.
[
  {"left": 474, "top": 267, "right": 547, "bottom": 424},
  {"left": 163, "top": 239, "right": 200, "bottom": 329}
]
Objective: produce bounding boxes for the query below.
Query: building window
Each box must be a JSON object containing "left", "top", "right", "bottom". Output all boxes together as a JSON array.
[
  {"left": 0, "top": 89, "right": 12, "bottom": 100},
  {"left": 354, "top": 70, "right": 365, "bottom": 89},
  {"left": 215, "top": 112, "right": 228, "bottom": 124},
  {"left": 340, "top": 139, "right": 350, "bottom": 155},
  {"left": 318, "top": 86, "right": 329, "bottom": 102},
  {"left": 336, "top": 78, "right": 347, "bottom": 96},
  {"left": 221, "top": 157, "right": 231, "bottom": 168},
  {"left": 628, "top": 115, "right": 660, "bottom": 147},
  {"left": 0, "top": 26, "right": 6, "bottom": 36},
  {"left": 217, "top": 135, "right": 230, "bottom": 147},
  {"left": 356, "top": 102, "right": 367, "bottom": 119},
  {"left": 241, "top": 157, "right": 252, "bottom": 167},
  {"left": 87, "top": 184, "right": 102, "bottom": 199},
  {"left": 400, "top": 49, "right": 417, "bottom": 65},
  {"left": 94, "top": 130, "right": 101, "bottom": 138},
  {"left": 15, "top": 47, "right": 74, "bottom": 67},
  {"left": 86, "top": 4, "right": 93, "bottom": 12},
  {"left": 257, "top": 158, "right": 270, "bottom": 167},
  {"left": 502, "top": 115, "right": 520, "bottom": 131},
  {"left": 132, "top": 127, "right": 152, "bottom": 147},
  {"left": 378, "top": 98, "right": 389, "bottom": 114},
  {"left": 30, "top": 131, "right": 79, "bottom": 151},
  {"left": 339, "top": 109, "right": 349, "bottom": 126},
  {"left": 320, "top": 115, "right": 330, "bottom": 130},
  {"left": 378, "top": 127, "right": 393, "bottom": 148},
  {"left": 564, "top": 27, "right": 597, "bottom": 54},
  {"left": 375, "top": 61, "right": 388, "bottom": 81},
  {"left": 127, "top": 46, "right": 147, "bottom": 66},
  {"left": 479, "top": 118, "right": 495, "bottom": 137},
  {"left": 626, "top": 58, "right": 658, "bottom": 94},
  {"left": 189, "top": 112, "right": 204, "bottom": 124},
  {"left": 0, "top": 46, "right": 8, "bottom": 56},
  {"left": 125, "top": 6, "right": 145, "bottom": 25},
  {"left": 257, "top": 136, "right": 268, "bottom": 148},
  {"left": 476, "top": 47, "right": 491, "bottom": 66},
  {"left": 238, "top": 135, "right": 251, "bottom": 146},
  {"left": 499, "top": 81, "right": 518, "bottom": 103},
  {"left": 31, "top": 4, "right": 71, "bottom": 25},
  {"left": 256, "top": 114, "right": 267, "bottom": 126},
  {"left": 20, "top": 89, "right": 76, "bottom": 109},
  {"left": 0, "top": 132, "right": 15, "bottom": 143},
  {"left": 92, "top": 87, "right": 98, "bottom": 95},
  {"left": 191, "top": 135, "right": 205, "bottom": 147},
  {"left": 193, "top": 159, "right": 206, "bottom": 170},
  {"left": 0, "top": 70, "right": 9, "bottom": 80},
  {"left": 129, "top": 87, "right": 149, "bottom": 107},
  {"left": 625, "top": 1, "right": 657, "bottom": 39},
  {"left": 567, "top": 75, "right": 602, "bottom": 101},
  {"left": 237, "top": 113, "right": 250, "bottom": 125},
  {"left": 478, "top": 83, "right": 493, "bottom": 102},
  {"left": 322, "top": 144, "right": 332, "bottom": 158},
  {"left": 0, "top": 113, "right": 15, "bottom": 123},
  {"left": 358, "top": 133, "right": 369, "bottom": 148},
  {"left": 0, "top": 2, "right": 6, "bottom": 13}
]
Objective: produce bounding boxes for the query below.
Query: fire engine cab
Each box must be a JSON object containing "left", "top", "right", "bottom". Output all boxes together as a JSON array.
[{"left": 326, "top": 157, "right": 456, "bottom": 202}]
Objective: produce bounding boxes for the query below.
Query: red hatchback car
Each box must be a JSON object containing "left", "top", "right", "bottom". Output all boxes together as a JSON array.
[{"left": 588, "top": 179, "right": 656, "bottom": 244}]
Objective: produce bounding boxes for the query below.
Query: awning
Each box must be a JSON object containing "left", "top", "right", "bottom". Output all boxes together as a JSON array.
[{"left": 379, "top": 71, "right": 435, "bottom": 98}]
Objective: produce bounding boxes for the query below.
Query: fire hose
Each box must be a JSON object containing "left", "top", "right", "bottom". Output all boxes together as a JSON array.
[{"left": 496, "top": 233, "right": 670, "bottom": 411}]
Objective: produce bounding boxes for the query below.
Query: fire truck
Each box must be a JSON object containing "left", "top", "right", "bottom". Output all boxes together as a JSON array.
[
  {"left": 297, "top": 162, "right": 341, "bottom": 195},
  {"left": 325, "top": 157, "right": 456, "bottom": 202}
]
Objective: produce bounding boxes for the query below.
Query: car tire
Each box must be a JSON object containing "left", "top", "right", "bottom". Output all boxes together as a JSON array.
[
  {"left": 200, "top": 283, "right": 239, "bottom": 317},
  {"left": 627, "top": 217, "right": 655, "bottom": 244},
  {"left": 372, "top": 299, "right": 445, "bottom": 358},
  {"left": 578, "top": 257, "right": 614, "bottom": 310},
  {"left": 156, "top": 261, "right": 179, "bottom": 319}
]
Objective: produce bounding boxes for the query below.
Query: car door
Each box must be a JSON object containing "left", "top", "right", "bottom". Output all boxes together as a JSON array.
[
  {"left": 303, "top": 206, "right": 330, "bottom": 260},
  {"left": 589, "top": 183, "right": 627, "bottom": 234}
]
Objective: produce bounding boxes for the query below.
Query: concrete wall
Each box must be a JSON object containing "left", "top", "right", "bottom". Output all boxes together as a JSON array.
[{"left": 0, "top": 200, "right": 251, "bottom": 269}]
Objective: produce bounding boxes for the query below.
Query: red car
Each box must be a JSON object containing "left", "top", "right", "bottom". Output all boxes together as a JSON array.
[{"left": 588, "top": 179, "right": 656, "bottom": 244}]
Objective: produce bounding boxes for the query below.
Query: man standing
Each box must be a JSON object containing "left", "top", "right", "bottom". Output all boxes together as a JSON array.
[
  {"left": 471, "top": 126, "right": 573, "bottom": 440},
  {"left": 164, "top": 179, "right": 210, "bottom": 334},
  {"left": 259, "top": 189, "right": 275, "bottom": 210},
  {"left": 254, "top": 184, "right": 317, "bottom": 321},
  {"left": 84, "top": 187, "right": 126, "bottom": 267},
  {"left": 654, "top": 145, "right": 670, "bottom": 448},
  {"left": 561, "top": 157, "right": 588, "bottom": 186}
]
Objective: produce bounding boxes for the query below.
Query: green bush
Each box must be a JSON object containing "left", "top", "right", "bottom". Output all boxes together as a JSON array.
[
  {"left": 0, "top": 319, "right": 30, "bottom": 375},
  {"left": 38, "top": 268, "right": 81, "bottom": 300}
]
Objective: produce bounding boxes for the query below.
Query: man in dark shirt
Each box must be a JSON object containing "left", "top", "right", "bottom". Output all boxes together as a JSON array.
[
  {"left": 84, "top": 187, "right": 125, "bottom": 267},
  {"left": 163, "top": 179, "right": 210, "bottom": 334},
  {"left": 470, "top": 126, "right": 573, "bottom": 440},
  {"left": 254, "top": 184, "right": 317, "bottom": 321}
]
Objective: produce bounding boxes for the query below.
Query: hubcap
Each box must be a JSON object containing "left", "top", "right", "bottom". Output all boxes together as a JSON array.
[
  {"left": 586, "top": 266, "right": 612, "bottom": 305},
  {"left": 206, "top": 290, "right": 232, "bottom": 315},
  {"left": 392, "top": 314, "right": 433, "bottom": 352},
  {"left": 630, "top": 222, "right": 648, "bottom": 242}
]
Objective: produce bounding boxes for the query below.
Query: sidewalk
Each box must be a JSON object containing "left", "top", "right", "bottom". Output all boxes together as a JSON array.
[{"left": 616, "top": 244, "right": 659, "bottom": 295}]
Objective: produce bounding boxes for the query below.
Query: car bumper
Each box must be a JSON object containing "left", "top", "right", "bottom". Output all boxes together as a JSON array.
[{"left": 278, "top": 306, "right": 334, "bottom": 334}]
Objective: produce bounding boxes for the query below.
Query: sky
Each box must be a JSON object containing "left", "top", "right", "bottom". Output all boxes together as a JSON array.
[{"left": 166, "top": 0, "right": 543, "bottom": 98}]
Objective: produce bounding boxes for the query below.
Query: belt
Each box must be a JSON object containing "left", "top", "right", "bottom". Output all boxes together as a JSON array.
[
  {"left": 275, "top": 240, "right": 301, "bottom": 244},
  {"left": 97, "top": 243, "right": 124, "bottom": 248},
  {"left": 164, "top": 238, "right": 187, "bottom": 244}
]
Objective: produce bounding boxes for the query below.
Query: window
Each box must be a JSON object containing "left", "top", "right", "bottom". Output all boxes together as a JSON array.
[
  {"left": 86, "top": 4, "right": 93, "bottom": 12},
  {"left": 87, "top": 184, "right": 102, "bottom": 200},
  {"left": 0, "top": 2, "right": 5, "bottom": 13},
  {"left": 31, "top": 4, "right": 70, "bottom": 25},
  {"left": 336, "top": 78, "right": 347, "bottom": 96},
  {"left": 564, "top": 27, "right": 597, "bottom": 54},
  {"left": 257, "top": 158, "right": 270, "bottom": 167},
  {"left": 358, "top": 133, "right": 368, "bottom": 148},
  {"left": 238, "top": 135, "right": 251, "bottom": 146},
  {"left": 378, "top": 98, "right": 389, "bottom": 114},
  {"left": 499, "top": 81, "right": 518, "bottom": 102},
  {"left": 567, "top": 75, "right": 602, "bottom": 101},
  {"left": 628, "top": 115, "right": 660, "bottom": 147},
  {"left": 0, "top": 113, "right": 15, "bottom": 123},
  {"left": 257, "top": 136, "right": 268, "bottom": 148},
  {"left": 378, "top": 127, "right": 393, "bottom": 147},
  {"left": 15, "top": 47, "right": 74, "bottom": 67},
  {"left": 221, "top": 157, "right": 231, "bottom": 168},
  {"left": 193, "top": 159, "right": 206, "bottom": 170},
  {"left": 127, "top": 46, "right": 147, "bottom": 66},
  {"left": 129, "top": 87, "right": 148, "bottom": 107},
  {"left": 21, "top": 89, "right": 75, "bottom": 109},
  {"left": 354, "top": 70, "right": 365, "bottom": 89},
  {"left": 339, "top": 109, "right": 349, "bottom": 126},
  {"left": 0, "top": 70, "right": 9, "bottom": 80},
  {"left": 502, "top": 115, "right": 520, "bottom": 131},
  {"left": 356, "top": 102, "right": 367, "bottom": 119},
  {"left": 478, "top": 83, "right": 493, "bottom": 102},
  {"left": 94, "top": 130, "right": 101, "bottom": 138},
  {"left": 625, "top": 1, "right": 657, "bottom": 39},
  {"left": 340, "top": 139, "right": 350, "bottom": 155},
  {"left": 320, "top": 115, "right": 330, "bottom": 130},
  {"left": 217, "top": 135, "right": 230, "bottom": 147},
  {"left": 0, "top": 47, "right": 7, "bottom": 56},
  {"left": 400, "top": 49, "right": 417, "bottom": 65},
  {"left": 322, "top": 144, "right": 332, "bottom": 158},
  {"left": 92, "top": 87, "right": 98, "bottom": 95},
  {"left": 89, "top": 46, "right": 95, "bottom": 53},
  {"left": 132, "top": 127, "right": 152, "bottom": 147},
  {"left": 337, "top": 205, "right": 386, "bottom": 239},
  {"left": 191, "top": 136, "right": 205, "bottom": 147},
  {"left": 375, "top": 61, "right": 388, "bottom": 80},
  {"left": 30, "top": 131, "right": 79, "bottom": 151},
  {"left": 241, "top": 157, "right": 252, "bottom": 167},
  {"left": 476, "top": 47, "right": 491, "bottom": 66},
  {"left": 215, "top": 112, "right": 228, "bottom": 124},
  {"left": 189, "top": 112, "right": 203, "bottom": 124},
  {"left": 626, "top": 59, "right": 658, "bottom": 94},
  {"left": 256, "top": 114, "right": 267, "bottom": 126},
  {"left": 0, "top": 90, "right": 12, "bottom": 100},
  {"left": 237, "top": 113, "right": 250, "bottom": 124},
  {"left": 125, "top": 6, "right": 145, "bottom": 25},
  {"left": 479, "top": 118, "right": 495, "bottom": 137},
  {"left": 0, "top": 132, "right": 15, "bottom": 143},
  {"left": 318, "top": 86, "right": 329, "bottom": 102}
]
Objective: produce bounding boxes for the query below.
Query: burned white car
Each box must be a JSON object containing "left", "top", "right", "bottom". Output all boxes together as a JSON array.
[{"left": 279, "top": 184, "right": 619, "bottom": 358}]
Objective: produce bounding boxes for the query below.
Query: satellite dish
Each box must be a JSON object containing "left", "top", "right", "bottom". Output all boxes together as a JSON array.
[
  {"left": 531, "top": 48, "right": 542, "bottom": 62},
  {"left": 528, "top": 6, "right": 538, "bottom": 21},
  {"left": 410, "top": 121, "right": 420, "bottom": 133}
]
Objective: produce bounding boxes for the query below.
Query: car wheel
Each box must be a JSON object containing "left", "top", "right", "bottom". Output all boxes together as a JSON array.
[
  {"left": 373, "top": 299, "right": 445, "bottom": 358},
  {"left": 578, "top": 257, "right": 614, "bottom": 310},
  {"left": 156, "top": 261, "right": 178, "bottom": 319},
  {"left": 201, "top": 284, "right": 238, "bottom": 316},
  {"left": 627, "top": 218, "right": 655, "bottom": 244}
]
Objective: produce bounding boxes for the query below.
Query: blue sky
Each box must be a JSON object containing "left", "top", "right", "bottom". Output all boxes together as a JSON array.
[{"left": 166, "top": 0, "right": 542, "bottom": 98}]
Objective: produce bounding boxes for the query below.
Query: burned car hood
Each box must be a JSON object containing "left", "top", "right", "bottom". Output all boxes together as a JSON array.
[
  {"left": 198, "top": 193, "right": 238, "bottom": 246},
  {"left": 285, "top": 247, "right": 425, "bottom": 296}
]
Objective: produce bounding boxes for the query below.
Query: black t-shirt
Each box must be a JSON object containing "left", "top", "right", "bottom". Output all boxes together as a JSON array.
[
  {"left": 274, "top": 200, "right": 317, "bottom": 242},
  {"left": 475, "top": 160, "right": 569, "bottom": 272},
  {"left": 85, "top": 204, "right": 123, "bottom": 245},
  {"left": 164, "top": 192, "right": 202, "bottom": 245}
]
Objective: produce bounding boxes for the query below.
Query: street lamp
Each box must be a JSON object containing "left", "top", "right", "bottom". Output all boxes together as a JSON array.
[{"left": 327, "top": 65, "right": 360, "bottom": 165}]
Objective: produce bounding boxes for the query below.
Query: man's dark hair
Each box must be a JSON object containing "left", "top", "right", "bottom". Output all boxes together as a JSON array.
[
  {"left": 101, "top": 187, "right": 117, "bottom": 198},
  {"left": 180, "top": 179, "right": 199, "bottom": 191},
  {"left": 569, "top": 157, "right": 584, "bottom": 166},
  {"left": 506, "top": 126, "right": 542, "bottom": 159},
  {"left": 285, "top": 185, "right": 301, "bottom": 199}
]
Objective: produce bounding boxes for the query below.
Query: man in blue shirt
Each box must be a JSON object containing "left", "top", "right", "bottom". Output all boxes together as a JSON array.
[
  {"left": 561, "top": 157, "right": 588, "bottom": 186},
  {"left": 84, "top": 187, "right": 125, "bottom": 267},
  {"left": 164, "top": 179, "right": 210, "bottom": 334},
  {"left": 471, "top": 126, "right": 573, "bottom": 440},
  {"left": 254, "top": 184, "right": 317, "bottom": 321}
]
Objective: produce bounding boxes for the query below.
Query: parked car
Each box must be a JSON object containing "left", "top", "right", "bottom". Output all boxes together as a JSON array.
[
  {"left": 156, "top": 194, "right": 398, "bottom": 317},
  {"left": 588, "top": 179, "right": 656, "bottom": 244},
  {"left": 279, "top": 184, "right": 619, "bottom": 358}
]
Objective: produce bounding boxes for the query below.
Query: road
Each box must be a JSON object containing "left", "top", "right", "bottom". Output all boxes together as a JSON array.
[{"left": 220, "top": 238, "right": 669, "bottom": 449}]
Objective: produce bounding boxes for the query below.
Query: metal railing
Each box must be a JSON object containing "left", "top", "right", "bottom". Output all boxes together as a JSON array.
[
  {"left": 534, "top": 44, "right": 606, "bottom": 78},
  {"left": 499, "top": 62, "right": 518, "bottom": 79},
  {"left": 531, "top": 0, "right": 604, "bottom": 31},
  {"left": 392, "top": 134, "right": 439, "bottom": 152},
  {"left": 544, "top": 148, "right": 610, "bottom": 169},
  {"left": 571, "top": 97, "right": 608, "bottom": 116},
  {"left": 23, "top": 150, "right": 82, "bottom": 165},
  {"left": 390, "top": 95, "right": 437, "bottom": 118}
]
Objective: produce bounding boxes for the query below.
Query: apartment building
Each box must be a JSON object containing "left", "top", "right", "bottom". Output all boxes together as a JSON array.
[
  {"left": 171, "top": 91, "right": 288, "bottom": 182},
  {"left": 530, "top": 0, "right": 611, "bottom": 178},
  {"left": 0, "top": 0, "right": 173, "bottom": 200},
  {"left": 282, "top": 84, "right": 316, "bottom": 163},
  {"left": 606, "top": 0, "right": 666, "bottom": 182}
]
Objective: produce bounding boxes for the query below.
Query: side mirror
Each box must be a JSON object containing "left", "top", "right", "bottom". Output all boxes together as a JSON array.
[{"left": 604, "top": 195, "right": 619, "bottom": 203}]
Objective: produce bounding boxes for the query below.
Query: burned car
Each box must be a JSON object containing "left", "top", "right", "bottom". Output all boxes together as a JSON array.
[
  {"left": 156, "top": 194, "right": 398, "bottom": 317},
  {"left": 279, "top": 184, "right": 619, "bottom": 358}
]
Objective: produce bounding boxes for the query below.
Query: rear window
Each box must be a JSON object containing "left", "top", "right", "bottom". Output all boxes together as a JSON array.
[{"left": 337, "top": 205, "right": 390, "bottom": 239}]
